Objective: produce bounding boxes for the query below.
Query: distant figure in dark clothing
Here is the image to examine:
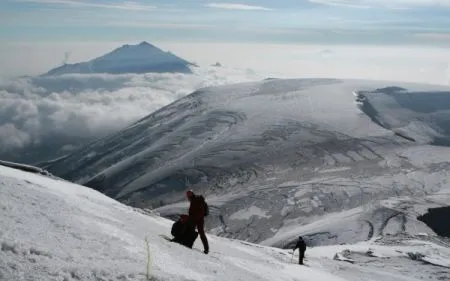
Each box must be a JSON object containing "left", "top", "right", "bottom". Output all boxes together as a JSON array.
[
  {"left": 186, "top": 190, "right": 209, "bottom": 254},
  {"left": 293, "top": 236, "right": 307, "bottom": 265}
]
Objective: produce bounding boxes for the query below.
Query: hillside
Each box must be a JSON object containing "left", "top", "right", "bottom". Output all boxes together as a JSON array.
[
  {"left": 44, "top": 78, "right": 450, "bottom": 246},
  {"left": 1, "top": 164, "right": 449, "bottom": 281}
]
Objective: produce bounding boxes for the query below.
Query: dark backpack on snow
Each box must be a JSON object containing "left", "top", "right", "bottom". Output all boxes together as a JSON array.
[{"left": 171, "top": 217, "right": 198, "bottom": 248}]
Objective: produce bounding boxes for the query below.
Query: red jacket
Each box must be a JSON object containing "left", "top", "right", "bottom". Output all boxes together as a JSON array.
[{"left": 188, "top": 195, "right": 205, "bottom": 223}]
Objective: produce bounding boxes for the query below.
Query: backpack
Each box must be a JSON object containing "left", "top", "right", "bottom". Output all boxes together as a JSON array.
[
  {"left": 199, "top": 195, "right": 209, "bottom": 217},
  {"left": 171, "top": 219, "right": 184, "bottom": 238},
  {"left": 171, "top": 217, "right": 198, "bottom": 248},
  {"left": 297, "top": 238, "right": 306, "bottom": 251}
]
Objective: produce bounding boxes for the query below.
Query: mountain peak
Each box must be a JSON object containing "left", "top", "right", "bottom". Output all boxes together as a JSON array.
[
  {"left": 116, "top": 41, "right": 156, "bottom": 50},
  {"left": 138, "top": 41, "right": 153, "bottom": 47},
  {"left": 44, "top": 41, "right": 193, "bottom": 76},
  {"left": 111, "top": 41, "right": 159, "bottom": 54}
]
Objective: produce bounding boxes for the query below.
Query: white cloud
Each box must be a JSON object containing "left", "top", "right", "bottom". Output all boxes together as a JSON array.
[
  {"left": 446, "top": 62, "right": 450, "bottom": 85},
  {"left": 101, "top": 21, "right": 212, "bottom": 29},
  {"left": 205, "top": 3, "right": 272, "bottom": 10},
  {"left": 308, "top": 0, "right": 372, "bottom": 8},
  {"left": 19, "top": 0, "right": 156, "bottom": 11},
  {"left": 308, "top": 0, "right": 450, "bottom": 8},
  {"left": 158, "top": 42, "right": 450, "bottom": 86},
  {"left": 413, "top": 33, "right": 450, "bottom": 41},
  {"left": 0, "top": 67, "right": 263, "bottom": 154},
  {"left": 0, "top": 124, "right": 31, "bottom": 150}
]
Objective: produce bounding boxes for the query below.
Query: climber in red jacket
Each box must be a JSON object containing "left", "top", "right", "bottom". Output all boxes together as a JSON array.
[{"left": 186, "top": 190, "right": 209, "bottom": 254}]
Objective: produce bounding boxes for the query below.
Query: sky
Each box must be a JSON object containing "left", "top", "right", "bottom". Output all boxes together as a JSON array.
[
  {"left": 1, "top": 0, "right": 450, "bottom": 45},
  {"left": 1, "top": 1, "right": 450, "bottom": 162},
  {"left": 0, "top": 0, "right": 450, "bottom": 77}
]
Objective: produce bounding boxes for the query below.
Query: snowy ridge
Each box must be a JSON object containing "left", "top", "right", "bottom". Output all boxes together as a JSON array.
[
  {"left": 355, "top": 86, "right": 450, "bottom": 145},
  {"left": 1, "top": 165, "right": 449, "bottom": 281},
  {"left": 0, "top": 160, "right": 52, "bottom": 177},
  {"left": 45, "top": 78, "right": 450, "bottom": 246}
]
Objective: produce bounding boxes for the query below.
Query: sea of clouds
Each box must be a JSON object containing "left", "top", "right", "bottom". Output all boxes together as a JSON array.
[
  {"left": 0, "top": 66, "right": 263, "bottom": 161},
  {"left": 1, "top": 42, "right": 450, "bottom": 163}
]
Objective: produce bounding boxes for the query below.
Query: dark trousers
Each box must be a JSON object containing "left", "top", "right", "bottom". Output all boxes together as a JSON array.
[
  {"left": 299, "top": 250, "right": 305, "bottom": 264},
  {"left": 187, "top": 218, "right": 209, "bottom": 252},
  {"left": 195, "top": 219, "right": 209, "bottom": 252}
]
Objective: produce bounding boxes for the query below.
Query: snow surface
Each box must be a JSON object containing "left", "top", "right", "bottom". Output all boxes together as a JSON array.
[
  {"left": 229, "top": 206, "right": 270, "bottom": 220},
  {"left": 1, "top": 165, "right": 449, "bottom": 281},
  {"left": 44, "top": 78, "right": 450, "bottom": 246},
  {"left": 355, "top": 87, "right": 450, "bottom": 145}
]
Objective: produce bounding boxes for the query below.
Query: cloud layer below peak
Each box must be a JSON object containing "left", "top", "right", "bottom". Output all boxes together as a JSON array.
[{"left": 0, "top": 66, "right": 263, "bottom": 162}]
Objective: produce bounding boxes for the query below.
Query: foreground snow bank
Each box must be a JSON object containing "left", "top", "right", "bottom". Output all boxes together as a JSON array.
[
  {"left": 1, "top": 165, "right": 449, "bottom": 281},
  {"left": 0, "top": 165, "right": 343, "bottom": 281}
]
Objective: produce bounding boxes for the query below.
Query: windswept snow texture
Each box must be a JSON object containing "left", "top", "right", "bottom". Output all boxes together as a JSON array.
[
  {"left": 45, "top": 78, "right": 450, "bottom": 246},
  {"left": 1, "top": 165, "right": 450, "bottom": 281},
  {"left": 45, "top": 42, "right": 193, "bottom": 76}
]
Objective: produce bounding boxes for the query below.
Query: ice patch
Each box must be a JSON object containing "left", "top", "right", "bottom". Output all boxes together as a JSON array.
[{"left": 230, "top": 206, "right": 270, "bottom": 220}]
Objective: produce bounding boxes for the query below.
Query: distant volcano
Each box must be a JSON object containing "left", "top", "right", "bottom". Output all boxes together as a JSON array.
[{"left": 44, "top": 41, "right": 194, "bottom": 75}]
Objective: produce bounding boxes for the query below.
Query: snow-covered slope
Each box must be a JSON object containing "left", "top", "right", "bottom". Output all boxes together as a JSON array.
[
  {"left": 1, "top": 165, "right": 449, "bottom": 281},
  {"left": 44, "top": 78, "right": 450, "bottom": 246},
  {"left": 45, "top": 42, "right": 193, "bottom": 75},
  {"left": 355, "top": 86, "right": 450, "bottom": 145}
]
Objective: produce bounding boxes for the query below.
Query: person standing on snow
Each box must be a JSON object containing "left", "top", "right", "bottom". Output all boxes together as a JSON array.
[
  {"left": 186, "top": 190, "right": 209, "bottom": 254},
  {"left": 293, "top": 236, "right": 307, "bottom": 265}
]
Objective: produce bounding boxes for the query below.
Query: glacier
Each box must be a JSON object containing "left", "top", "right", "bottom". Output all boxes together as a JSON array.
[{"left": 44, "top": 78, "right": 450, "bottom": 247}]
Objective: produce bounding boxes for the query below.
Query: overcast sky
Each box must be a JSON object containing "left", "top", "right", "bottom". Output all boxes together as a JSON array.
[{"left": 1, "top": 0, "right": 450, "bottom": 45}]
